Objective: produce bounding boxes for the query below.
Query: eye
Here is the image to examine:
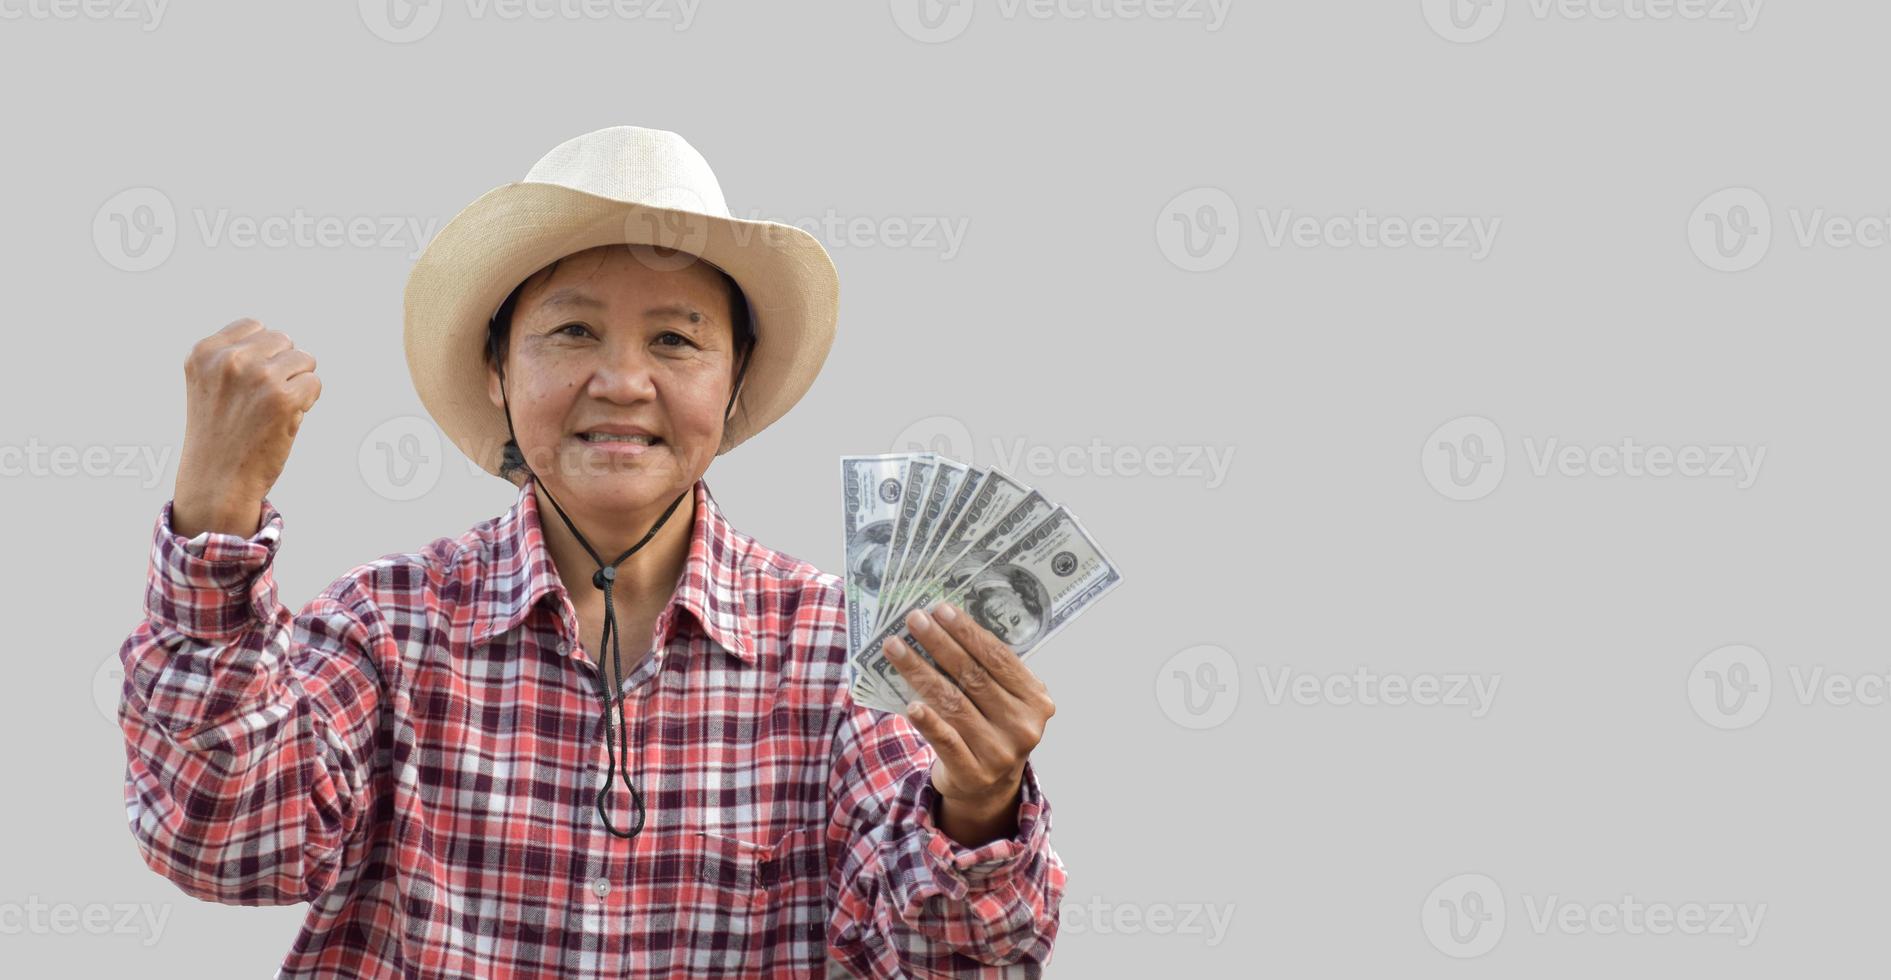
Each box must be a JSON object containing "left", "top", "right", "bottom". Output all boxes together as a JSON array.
[
  {"left": 553, "top": 322, "right": 593, "bottom": 339},
  {"left": 654, "top": 330, "right": 696, "bottom": 349}
]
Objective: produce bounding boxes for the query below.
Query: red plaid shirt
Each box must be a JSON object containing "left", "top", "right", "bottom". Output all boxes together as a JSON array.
[{"left": 118, "top": 476, "right": 1065, "bottom": 978}]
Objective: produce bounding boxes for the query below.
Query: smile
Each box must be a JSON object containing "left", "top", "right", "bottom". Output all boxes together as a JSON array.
[{"left": 579, "top": 433, "right": 661, "bottom": 446}]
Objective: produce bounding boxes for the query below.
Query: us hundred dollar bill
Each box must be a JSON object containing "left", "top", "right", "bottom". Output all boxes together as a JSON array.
[
  {"left": 856, "top": 488, "right": 1053, "bottom": 704},
  {"left": 859, "top": 505, "right": 1121, "bottom": 709},
  {"left": 839, "top": 454, "right": 910, "bottom": 659},
  {"left": 875, "top": 457, "right": 967, "bottom": 635},
  {"left": 879, "top": 470, "right": 1029, "bottom": 626},
  {"left": 871, "top": 455, "right": 936, "bottom": 633}
]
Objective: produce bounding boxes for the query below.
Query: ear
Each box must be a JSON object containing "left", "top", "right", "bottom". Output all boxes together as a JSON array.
[
  {"left": 486, "top": 358, "right": 505, "bottom": 412},
  {"left": 725, "top": 371, "right": 747, "bottom": 421},
  {"left": 724, "top": 344, "right": 752, "bottom": 421}
]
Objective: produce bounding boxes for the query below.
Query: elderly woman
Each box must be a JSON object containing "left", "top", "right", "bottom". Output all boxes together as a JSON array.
[{"left": 117, "top": 127, "right": 1064, "bottom": 978}]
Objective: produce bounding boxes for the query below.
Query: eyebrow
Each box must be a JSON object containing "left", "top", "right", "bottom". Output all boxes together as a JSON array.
[{"left": 537, "top": 287, "right": 712, "bottom": 323}]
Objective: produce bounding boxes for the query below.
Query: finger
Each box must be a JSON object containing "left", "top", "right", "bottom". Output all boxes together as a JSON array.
[
  {"left": 884, "top": 634, "right": 975, "bottom": 719},
  {"left": 267, "top": 345, "right": 317, "bottom": 378},
  {"left": 900, "top": 697, "right": 979, "bottom": 778},
  {"left": 903, "top": 607, "right": 1019, "bottom": 719},
  {"left": 283, "top": 371, "right": 323, "bottom": 412},
  {"left": 884, "top": 635, "right": 1004, "bottom": 761},
  {"left": 929, "top": 601, "right": 1050, "bottom": 704},
  {"left": 218, "top": 317, "right": 265, "bottom": 340}
]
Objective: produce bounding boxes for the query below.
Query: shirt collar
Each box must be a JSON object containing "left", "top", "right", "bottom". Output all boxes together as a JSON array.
[{"left": 469, "top": 475, "right": 756, "bottom": 663}]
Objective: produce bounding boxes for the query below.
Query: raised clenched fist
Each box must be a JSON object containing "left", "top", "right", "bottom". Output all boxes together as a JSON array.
[{"left": 170, "top": 318, "right": 322, "bottom": 538}]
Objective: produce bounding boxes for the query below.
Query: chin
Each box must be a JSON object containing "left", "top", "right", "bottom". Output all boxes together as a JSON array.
[{"left": 565, "top": 472, "right": 677, "bottom": 509}]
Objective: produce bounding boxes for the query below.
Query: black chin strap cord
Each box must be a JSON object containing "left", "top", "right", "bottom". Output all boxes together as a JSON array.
[
  {"left": 496, "top": 378, "right": 691, "bottom": 841},
  {"left": 493, "top": 299, "right": 750, "bottom": 840}
]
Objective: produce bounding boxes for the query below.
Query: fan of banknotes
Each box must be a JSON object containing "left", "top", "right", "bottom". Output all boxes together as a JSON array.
[{"left": 839, "top": 452, "right": 1123, "bottom": 714}]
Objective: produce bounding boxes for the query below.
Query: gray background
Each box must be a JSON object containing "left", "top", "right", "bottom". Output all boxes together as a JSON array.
[{"left": 1, "top": 0, "right": 1874, "bottom": 975}]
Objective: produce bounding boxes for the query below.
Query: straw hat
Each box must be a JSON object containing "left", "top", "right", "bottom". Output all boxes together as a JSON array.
[{"left": 403, "top": 125, "right": 839, "bottom": 477}]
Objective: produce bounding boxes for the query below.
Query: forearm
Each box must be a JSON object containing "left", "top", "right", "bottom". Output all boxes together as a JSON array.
[{"left": 122, "top": 496, "right": 382, "bottom": 905}]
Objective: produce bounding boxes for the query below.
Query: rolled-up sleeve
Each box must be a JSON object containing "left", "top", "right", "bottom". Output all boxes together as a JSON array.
[
  {"left": 117, "top": 497, "right": 387, "bottom": 906},
  {"left": 825, "top": 699, "right": 1065, "bottom": 977}
]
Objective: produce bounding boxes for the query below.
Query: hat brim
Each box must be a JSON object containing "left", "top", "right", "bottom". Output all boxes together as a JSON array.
[{"left": 404, "top": 180, "right": 839, "bottom": 478}]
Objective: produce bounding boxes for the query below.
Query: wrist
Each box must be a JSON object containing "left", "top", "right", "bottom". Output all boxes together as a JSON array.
[
  {"left": 172, "top": 491, "right": 264, "bottom": 539},
  {"left": 933, "top": 771, "right": 1024, "bottom": 847}
]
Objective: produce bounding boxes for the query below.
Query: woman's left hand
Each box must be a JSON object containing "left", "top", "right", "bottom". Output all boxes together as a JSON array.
[{"left": 883, "top": 601, "right": 1056, "bottom": 844}]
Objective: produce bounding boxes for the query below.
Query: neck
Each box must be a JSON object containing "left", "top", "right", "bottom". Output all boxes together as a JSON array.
[{"left": 534, "top": 479, "right": 697, "bottom": 615}]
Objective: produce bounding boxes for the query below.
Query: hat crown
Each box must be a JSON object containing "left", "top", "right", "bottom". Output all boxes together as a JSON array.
[{"left": 522, "top": 125, "right": 731, "bottom": 218}]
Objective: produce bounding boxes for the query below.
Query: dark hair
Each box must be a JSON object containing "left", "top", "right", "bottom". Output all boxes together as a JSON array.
[{"left": 484, "top": 250, "right": 756, "bottom": 482}]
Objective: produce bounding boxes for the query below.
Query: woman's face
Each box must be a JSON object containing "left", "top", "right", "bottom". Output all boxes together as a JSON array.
[{"left": 485, "top": 244, "right": 740, "bottom": 519}]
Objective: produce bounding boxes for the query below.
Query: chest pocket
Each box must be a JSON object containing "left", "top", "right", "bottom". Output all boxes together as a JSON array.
[{"left": 684, "top": 823, "right": 831, "bottom": 972}]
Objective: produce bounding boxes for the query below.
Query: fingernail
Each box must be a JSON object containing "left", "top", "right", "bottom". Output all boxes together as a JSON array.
[
  {"left": 908, "top": 609, "right": 932, "bottom": 631},
  {"left": 932, "top": 602, "right": 958, "bottom": 623}
]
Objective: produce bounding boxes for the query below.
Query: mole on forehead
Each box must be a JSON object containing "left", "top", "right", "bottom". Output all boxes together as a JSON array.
[{"left": 535, "top": 286, "right": 709, "bottom": 322}]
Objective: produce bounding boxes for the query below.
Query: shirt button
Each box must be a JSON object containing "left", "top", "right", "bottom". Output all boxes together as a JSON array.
[{"left": 592, "top": 877, "right": 610, "bottom": 898}]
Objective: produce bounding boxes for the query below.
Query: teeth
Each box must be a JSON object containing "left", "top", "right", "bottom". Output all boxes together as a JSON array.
[{"left": 583, "top": 433, "right": 656, "bottom": 445}]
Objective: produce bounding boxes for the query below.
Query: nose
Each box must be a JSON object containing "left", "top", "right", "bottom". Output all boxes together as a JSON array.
[{"left": 586, "top": 336, "right": 659, "bottom": 403}]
